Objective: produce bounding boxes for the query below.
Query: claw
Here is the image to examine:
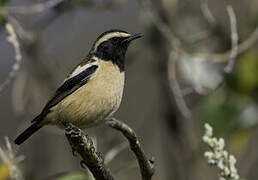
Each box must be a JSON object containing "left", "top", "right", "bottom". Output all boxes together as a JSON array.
[
  {"left": 96, "top": 152, "right": 104, "bottom": 164},
  {"left": 90, "top": 147, "right": 95, "bottom": 152},
  {"left": 62, "top": 122, "right": 70, "bottom": 128},
  {"left": 80, "top": 160, "right": 87, "bottom": 169},
  {"left": 88, "top": 138, "right": 93, "bottom": 147},
  {"left": 149, "top": 156, "right": 155, "bottom": 164},
  {"left": 97, "top": 165, "right": 104, "bottom": 173},
  {"left": 72, "top": 149, "right": 77, "bottom": 157}
]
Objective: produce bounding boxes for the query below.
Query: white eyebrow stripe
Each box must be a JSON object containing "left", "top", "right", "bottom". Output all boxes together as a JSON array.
[{"left": 94, "top": 32, "right": 130, "bottom": 51}]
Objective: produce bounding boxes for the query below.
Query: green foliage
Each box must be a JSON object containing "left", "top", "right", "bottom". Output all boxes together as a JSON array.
[
  {"left": 47, "top": 172, "right": 89, "bottom": 180},
  {"left": 226, "top": 50, "right": 258, "bottom": 95},
  {"left": 0, "top": 0, "right": 8, "bottom": 28},
  {"left": 235, "top": 51, "right": 258, "bottom": 93},
  {"left": 200, "top": 50, "right": 258, "bottom": 154},
  {"left": 200, "top": 88, "right": 239, "bottom": 136},
  {"left": 0, "top": 0, "right": 8, "bottom": 6},
  {"left": 70, "top": 0, "right": 85, "bottom": 6}
]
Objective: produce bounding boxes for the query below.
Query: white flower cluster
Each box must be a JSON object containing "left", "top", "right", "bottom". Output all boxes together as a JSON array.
[{"left": 203, "top": 123, "right": 240, "bottom": 180}]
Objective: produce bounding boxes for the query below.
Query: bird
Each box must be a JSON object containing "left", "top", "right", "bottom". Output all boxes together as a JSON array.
[{"left": 14, "top": 29, "right": 142, "bottom": 145}]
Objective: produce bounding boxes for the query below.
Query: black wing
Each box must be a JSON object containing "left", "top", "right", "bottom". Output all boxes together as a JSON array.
[{"left": 32, "top": 64, "right": 98, "bottom": 122}]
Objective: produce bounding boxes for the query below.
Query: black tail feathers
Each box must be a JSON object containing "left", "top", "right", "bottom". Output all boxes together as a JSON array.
[{"left": 14, "top": 115, "right": 44, "bottom": 145}]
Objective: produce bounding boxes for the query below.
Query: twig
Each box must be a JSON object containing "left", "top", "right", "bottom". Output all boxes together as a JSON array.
[
  {"left": 105, "top": 142, "right": 128, "bottom": 165},
  {"left": 0, "top": 23, "right": 22, "bottom": 94},
  {"left": 194, "top": 26, "right": 258, "bottom": 63},
  {"left": 224, "top": 5, "right": 238, "bottom": 73},
  {"left": 64, "top": 123, "right": 114, "bottom": 180},
  {"left": 139, "top": 0, "right": 258, "bottom": 64},
  {"left": 139, "top": 0, "right": 192, "bottom": 119},
  {"left": 200, "top": 0, "right": 216, "bottom": 27},
  {"left": 167, "top": 51, "right": 192, "bottom": 119},
  {"left": 0, "top": 0, "right": 64, "bottom": 15},
  {"left": 0, "top": 137, "right": 25, "bottom": 180},
  {"left": 7, "top": 16, "right": 34, "bottom": 42},
  {"left": 106, "top": 118, "right": 155, "bottom": 180},
  {"left": 138, "top": 0, "right": 183, "bottom": 51}
]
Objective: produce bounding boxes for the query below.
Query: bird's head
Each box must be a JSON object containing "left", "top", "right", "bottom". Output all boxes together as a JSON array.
[{"left": 91, "top": 29, "right": 142, "bottom": 71}]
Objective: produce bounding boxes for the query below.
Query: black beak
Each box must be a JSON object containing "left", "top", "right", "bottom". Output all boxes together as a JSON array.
[{"left": 122, "top": 33, "right": 143, "bottom": 44}]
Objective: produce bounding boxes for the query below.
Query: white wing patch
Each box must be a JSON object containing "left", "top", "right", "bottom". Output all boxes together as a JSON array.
[
  {"left": 66, "top": 59, "right": 98, "bottom": 81},
  {"left": 70, "top": 64, "right": 91, "bottom": 77}
]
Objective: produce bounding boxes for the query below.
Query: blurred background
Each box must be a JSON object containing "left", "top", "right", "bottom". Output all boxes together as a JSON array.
[{"left": 0, "top": 0, "right": 258, "bottom": 180}]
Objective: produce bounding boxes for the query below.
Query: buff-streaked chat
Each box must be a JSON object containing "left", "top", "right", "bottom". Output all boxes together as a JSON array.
[{"left": 14, "top": 29, "right": 142, "bottom": 145}]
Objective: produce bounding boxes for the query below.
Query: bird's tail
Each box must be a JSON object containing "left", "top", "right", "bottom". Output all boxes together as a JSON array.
[{"left": 14, "top": 115, "right": 44, "bottom": 145}]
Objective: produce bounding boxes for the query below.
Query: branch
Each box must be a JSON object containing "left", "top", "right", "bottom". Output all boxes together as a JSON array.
[
  {"left": 195, "top": 26, "right": 258, "bottom": 63},
  {"left": 224, "top": 5, "right": 238, "bottom": 73},
  {"left": 0, "top": 0, "right": 64, "bottom": 15},
  {"left": 139, "top": 0, "right": 258, "bottom": 64},
  {"left": 138, "top": 0, "right": 183, "bottom": 52},
  {"left": 6, "top": 16, "right": 34, "bottom": 43},
  {"left": 139, "top": 0, "right": 193, "bottom": 119},
  {"left": 0, "top": 23, "right": 22, "bottom": 94},
  {"left": 0, "top": 137, "right": 25, "bottom": 180},
  {"left": 200, "top": 0, "right": 216, "bottom": 27},
  {"left": 105, "top": 142, "right": 128, "bottom": 165},
  {"left": 106, "top": 118, "right": 155, "bottom": 180},
  {"left": 167, "top": 51, "right": 192, "bottom": 120},
  {"left": 64, "top": 123, "right": 114, "bottom": 180}
]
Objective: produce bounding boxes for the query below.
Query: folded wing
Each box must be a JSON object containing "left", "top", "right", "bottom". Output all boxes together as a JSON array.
[{"left": 32, "top": 63, "right": 98, "bottom": 122}]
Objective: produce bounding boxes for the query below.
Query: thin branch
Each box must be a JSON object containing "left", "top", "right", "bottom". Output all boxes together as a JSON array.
[
  {"left": 139, "top": 0, "right": 192, "bottom": 119},
  {"left": 0, "top": 23, "right": 22, "bottom": 94},
  {"left": 139, "top": 0, "right": 258, "bottom": 64},
  {"left": 105, "top": 142, "right": 128, "bottom": 165},
  {"left": 167, "top": 51, "right": 192, "bottom": 119},
  {"left": 195, "top": 27, "right": 258, "bottom": 63},
  {"left": 64, "top": 123, "right": 114, "bottom": 180},
  {"left": 138, "top": 0, "right": 183, "bottom": 51},
  {"left": 200, "top": 0, "right": 216, "bottom": 27},
  {"left": 0, "top": 137, "right": 25, "bottom": 180},
  {"left": 106, "top": 118, "right": 155, "bottom": 180},
  {"left": 0, "top": 0, "right": 64, "bottom": 15},
  {"left": 224, "top": 5, "right": 238, "bottom": 73},
  {"left": 7, "top": 16, "right": 34, "bottom": 42}
]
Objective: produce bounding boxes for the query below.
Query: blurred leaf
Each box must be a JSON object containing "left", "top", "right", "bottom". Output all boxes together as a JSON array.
[
  {"left": 0, "top": 0, "right": 8, "bottom": 28},
  {"left": 0, "top": 15, "right": 5, "bottom": 28},
  {"left": 235, "top": 51, "right": 258, "bottom": 93},
  {"left": 0, "top": 164, "right": 9, "bottom": 180},
  {"left": 228, "top": 129, "right": 250, "bottom": 155},
  {"left": 69, "top": 0, "right": 85, "bottom": 6},
  {"left": 0, "top": 0, "right": 8, "bottom": 6},
  {"left": 53, "top": 172, "right": 87, "bottom": 180},
  {"left": 200, "top": 88, "right": 249, "bottom": 136}
]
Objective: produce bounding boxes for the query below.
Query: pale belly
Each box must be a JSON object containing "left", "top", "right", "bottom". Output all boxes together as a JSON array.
[{"left": 46, "top": 61, "right": 125, "bottom": 129}]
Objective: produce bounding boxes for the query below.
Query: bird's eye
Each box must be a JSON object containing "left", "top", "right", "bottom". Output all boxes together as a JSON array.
[{"left": 112, "top": 37, "right": 119, "bottom": 43}]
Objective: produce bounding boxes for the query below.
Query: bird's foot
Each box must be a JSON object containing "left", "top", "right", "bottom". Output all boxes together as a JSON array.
[
  {"left": 96, "top": 151, "right": 104, "bottom": 164},
  {"left": 64, "top": 122, "right": 81, "bottom": 138},
  {"left": 80, "top": 160, "right": 87, "bottom": 169},
  {"left": 72, "top": 148, "right": 77, "bottom": 156}
]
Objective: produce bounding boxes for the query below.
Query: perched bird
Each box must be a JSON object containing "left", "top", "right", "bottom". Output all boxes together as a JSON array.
[{"left": 15, "top": 29, "right": 142, "bottom": 145}]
